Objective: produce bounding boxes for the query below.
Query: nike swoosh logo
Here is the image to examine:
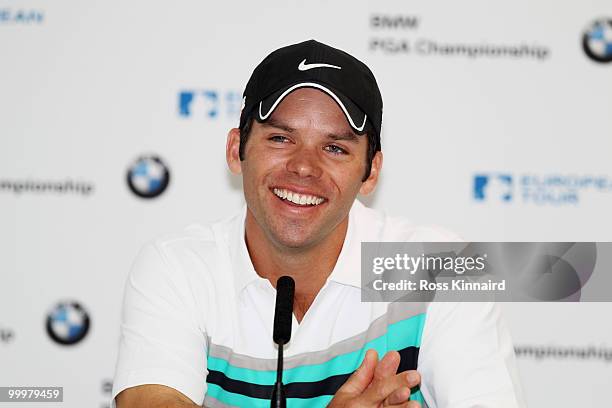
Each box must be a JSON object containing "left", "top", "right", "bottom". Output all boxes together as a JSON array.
[{"left": 298, "top": 59, "right": 342, "bottom": 71}]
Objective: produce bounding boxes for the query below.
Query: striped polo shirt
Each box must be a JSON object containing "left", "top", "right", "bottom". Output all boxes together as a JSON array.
[{"left": 112, "top": 200, "right": 525, "bottom": 408}]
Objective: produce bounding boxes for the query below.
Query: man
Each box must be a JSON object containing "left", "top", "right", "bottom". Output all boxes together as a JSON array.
[{"left": 112, "top": 40, "right": 525, "bottom": 407}]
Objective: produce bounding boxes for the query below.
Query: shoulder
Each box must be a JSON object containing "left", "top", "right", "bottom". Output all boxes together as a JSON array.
[
  {"left": 124, "top": 213, "right": 243, "bottom": 325},
  {"left": 147, "top": 213, "right": 240, "bottom": 264},
  {"left": 128, "top": 212, "right": 242, "bottom": 293},
  {"left": 351, "top": 199, "right": 463, "bottom": 242}
]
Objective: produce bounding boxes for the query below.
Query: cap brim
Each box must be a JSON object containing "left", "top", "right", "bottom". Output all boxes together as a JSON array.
[{"left": 258, "top": 82, "right": 367, "bottom": 132}]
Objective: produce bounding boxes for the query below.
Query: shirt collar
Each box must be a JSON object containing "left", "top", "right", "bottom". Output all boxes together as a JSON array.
[
  {"left": 326, "top": 200, "right": 363, "bottom": 288},
  {"left": 229, "top": 204, "right": 266, "bottom": 296},
  {"left": 230, "top": 200, "right": 367, "bottom": 297}
]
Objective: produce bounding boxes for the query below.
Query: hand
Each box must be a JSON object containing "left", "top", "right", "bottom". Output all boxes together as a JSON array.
[{"left": 327, "top": 349, "right": 421, "bottom": 407}]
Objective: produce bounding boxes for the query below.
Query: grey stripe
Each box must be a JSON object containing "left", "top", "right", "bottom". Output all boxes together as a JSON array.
[{"left": 207, "top": 302, "right": 428, "bottom": 370}]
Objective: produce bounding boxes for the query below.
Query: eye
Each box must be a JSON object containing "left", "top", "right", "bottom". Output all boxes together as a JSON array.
[
  {"left": 269, "top": 135, "right": 290, "bottom": 143},
  {"left": 324, "top": 144, "right": 348, "bottom": 155}
]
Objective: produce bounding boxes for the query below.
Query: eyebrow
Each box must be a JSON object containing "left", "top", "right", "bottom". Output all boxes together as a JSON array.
[
  {"left": 261, "top": 118, "right": 295, "bottom": 133},
  {"left": 326, "top": 131, "right": 359, "bottom": 143}
]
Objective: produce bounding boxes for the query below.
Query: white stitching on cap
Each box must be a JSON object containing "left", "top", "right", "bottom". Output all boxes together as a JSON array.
[{"left": 258, "top": 82, "right": 367, "bottom": 132}]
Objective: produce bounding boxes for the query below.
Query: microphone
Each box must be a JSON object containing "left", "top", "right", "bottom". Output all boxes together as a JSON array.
[{"left": 271, "top": 276, "right": 295, "bottom": 408}]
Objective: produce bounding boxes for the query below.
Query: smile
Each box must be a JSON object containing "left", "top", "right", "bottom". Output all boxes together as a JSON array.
[{"left": 272, "top": 188, "right": 325, "bottom": 206}]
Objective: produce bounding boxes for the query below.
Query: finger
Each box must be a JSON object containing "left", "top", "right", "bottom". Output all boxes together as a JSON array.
[
  {"left": 387, "top": 401, "right": 421, "bottom": 408},
  {"left": 373, "top": 351, "right": 401, "bottom": 381},
  {"left": 402, "top": 370, "right": 421, "bottom": 389},
  {"left": 337, "top": 349, "right": 378, "bottom": 395},
  {"left": 361, "top": 370, "right": 420, "bottom": 405},
  {"left": 383, "top": 386, "right": 411, "bottom": 406},
  {"left": 361, "top": 374, "right": 406, "bottom": 404}
]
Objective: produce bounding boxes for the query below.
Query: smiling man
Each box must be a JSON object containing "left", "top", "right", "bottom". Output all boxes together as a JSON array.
[{"left": 112, "top": 40, "right": 525, "bottom": 408}]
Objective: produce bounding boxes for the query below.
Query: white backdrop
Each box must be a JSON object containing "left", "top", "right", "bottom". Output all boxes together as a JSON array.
[{"left": 1, "top": 0, "right": 611, "bottom": 406}]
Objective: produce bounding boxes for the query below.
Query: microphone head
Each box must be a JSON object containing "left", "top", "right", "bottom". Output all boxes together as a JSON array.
[{"left": 273, "top": 276, "right": 295, "bottom": 345}]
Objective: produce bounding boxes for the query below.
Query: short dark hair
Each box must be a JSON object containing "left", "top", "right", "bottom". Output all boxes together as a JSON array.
[{"left": 238, "top": 114, "right": 379, "bottom": 182}]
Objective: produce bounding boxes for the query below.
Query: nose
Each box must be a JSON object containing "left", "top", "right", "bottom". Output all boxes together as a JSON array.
[{"left": 285, "top": 145, "right": 323, "bottom": 179}]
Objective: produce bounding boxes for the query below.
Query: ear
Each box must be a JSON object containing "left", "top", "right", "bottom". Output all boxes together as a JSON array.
[
  {"left": 359, "top": 151, "right": 383, "bottom": 195},
  {"left": 226, "top": 128, "right": 242, "bottom": 175}
]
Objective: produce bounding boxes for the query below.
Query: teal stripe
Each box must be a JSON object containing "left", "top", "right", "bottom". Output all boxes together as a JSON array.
[
  {"left": 207, "top": 384, "right": 334, "bottom": 407},
  {"left": 207, "top": 384, "right": 425, "bottom": 407},
  {"left": 286, "top": 395, "right": 333, "bottom": 407},
  {"left": 207, "top": 313, "right": 425, "bottom": 385},
  {"left": 411, "top": 389, "right": 425, "bottom": 404}
]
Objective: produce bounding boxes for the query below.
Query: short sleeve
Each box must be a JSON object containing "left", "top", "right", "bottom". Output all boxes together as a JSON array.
[
  {"left": 418, "top": 302, "right": 526, "bottom": 408},
  {"left": 111, "top": 242, "right": 208, "bottom": 406}
]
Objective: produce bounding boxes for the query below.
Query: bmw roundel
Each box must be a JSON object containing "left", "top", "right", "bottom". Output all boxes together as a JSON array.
[
  {"left": 126, "top": 155, "right": 171, "bottom": 199},
  {"left": 583, "top": 19, "right": 612, "bottom": 63},
  {"left": 46, "top": 301, "right": 90, "bottom": 346}
]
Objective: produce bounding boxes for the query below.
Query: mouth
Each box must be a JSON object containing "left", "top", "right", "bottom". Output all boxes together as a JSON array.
[{"left": 272, "top": 187, "right": 326, "bottom": 207}]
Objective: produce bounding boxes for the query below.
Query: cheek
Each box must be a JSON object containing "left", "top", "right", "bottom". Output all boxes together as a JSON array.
[
  {"left": 238, "top": 161, "right": 261, "bottom": 198},
  {"left": 240, "top": 154, "right": 281, "bottom": 190},
  {"left": 328, "top": 166, "right": 364, "bottom": 195},
  {"left": 247, "top": 141, "right": 282, "bottom": 164}
]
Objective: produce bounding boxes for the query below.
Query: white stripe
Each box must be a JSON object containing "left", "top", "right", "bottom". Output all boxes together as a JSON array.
[{"left": 258, "top": 82, "right": 367, "bottom": 132}]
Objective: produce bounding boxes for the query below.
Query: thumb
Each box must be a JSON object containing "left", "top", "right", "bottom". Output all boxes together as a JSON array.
[{"left": 337, "top": 349, "right": 378, "bottom": 396}]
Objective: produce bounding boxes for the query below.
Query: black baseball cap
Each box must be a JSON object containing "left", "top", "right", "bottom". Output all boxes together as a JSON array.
[{"left": 239, "top": 40, "right": 383, "bottom": 151}]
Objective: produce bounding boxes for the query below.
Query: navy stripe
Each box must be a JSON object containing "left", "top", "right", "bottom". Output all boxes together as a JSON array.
[
  {"left": 206, "top": 369, "right": 272, "bottom": 399},
  {"left": 398, "top": 345, "right": 419, "bottom": 372}
]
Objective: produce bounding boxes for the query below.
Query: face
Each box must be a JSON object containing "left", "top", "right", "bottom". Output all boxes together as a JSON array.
[{"left": 227, "top": 88, "right": 382, "bottom": 251}]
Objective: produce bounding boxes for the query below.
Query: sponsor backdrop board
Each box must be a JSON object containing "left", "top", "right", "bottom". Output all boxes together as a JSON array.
[{"left": 1, "top": 0, "right": 611, "bottom": 406}]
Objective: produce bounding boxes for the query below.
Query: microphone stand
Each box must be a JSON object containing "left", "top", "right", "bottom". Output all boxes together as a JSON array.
[{"left": 271, "top": 342, "right": 286, "bottom": 408}]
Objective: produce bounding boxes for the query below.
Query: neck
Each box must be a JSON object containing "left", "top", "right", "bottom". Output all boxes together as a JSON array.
[{"left": 244, "top": 210, "right": 348, "bottom": 321}]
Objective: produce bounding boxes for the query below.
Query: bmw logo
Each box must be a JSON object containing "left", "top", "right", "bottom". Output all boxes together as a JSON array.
[
  {"left": 126, "top": 155, "right": 171, "bottom": 199},
  {"left": 582, "top": 19, "right": 612, "bottom": 63},
  {"left": 46, "top": 301, "right": 90, "bottom": 346}
]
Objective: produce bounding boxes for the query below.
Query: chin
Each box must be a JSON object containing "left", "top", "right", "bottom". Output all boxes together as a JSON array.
[
  {"left": 271, "top": 228, "right": 319, "bottom": 250},
  {"left": 275, "top": 235, "right": 314, "bottom": 249}
]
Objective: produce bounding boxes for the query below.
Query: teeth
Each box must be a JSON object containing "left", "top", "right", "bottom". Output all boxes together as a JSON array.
[{"left": 273, "top": 188, "right": 325, "bottom": 206}]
